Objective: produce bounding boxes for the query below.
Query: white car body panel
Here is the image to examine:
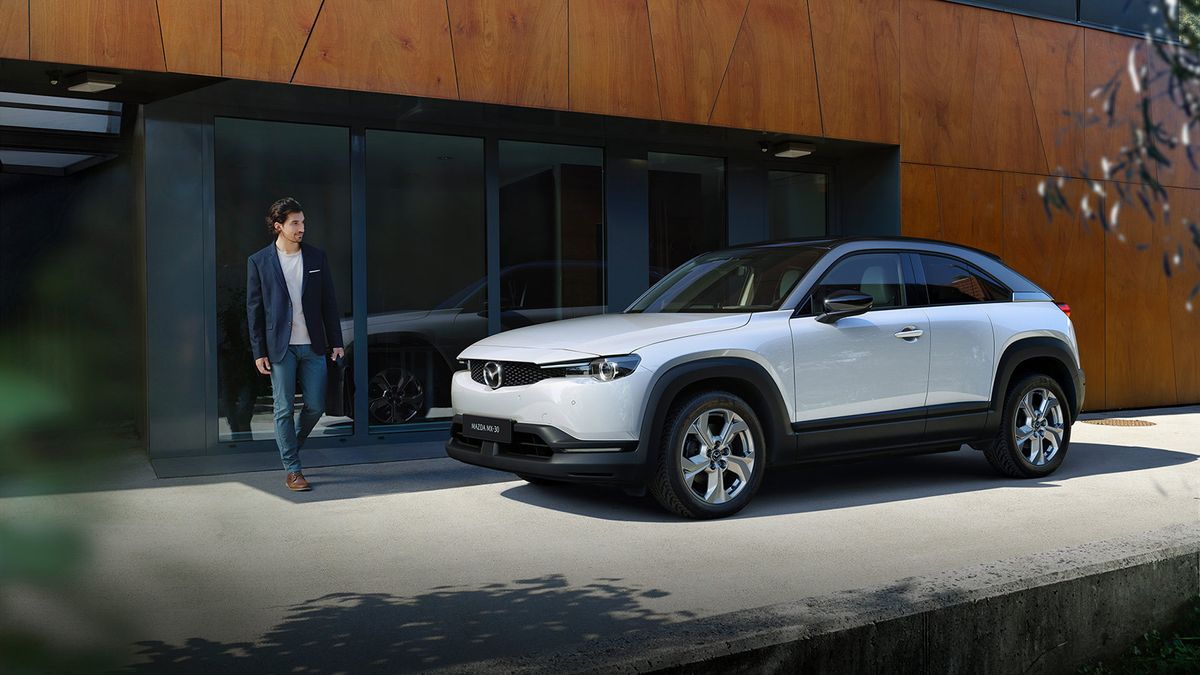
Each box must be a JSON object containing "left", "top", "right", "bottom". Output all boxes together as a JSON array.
[
  {"left": 924, "top": 304, "right": 995, "bottom": 406},
  {"left": 463, "top": 312, "right": 751, "bottom": 358},
  {"left": 790, "top": 308, "right": 932, "bottom": 421},
  {"left": 986, "top": 301, "right": 1080, "bottom": 371}
]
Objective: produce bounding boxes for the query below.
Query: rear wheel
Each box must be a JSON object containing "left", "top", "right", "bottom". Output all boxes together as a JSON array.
[
  {"left": 984, "top": 374, "right": 1071, "bottom": 478},
  {"left": 651, "top": 391, "right": 765, "bottom": 519}
]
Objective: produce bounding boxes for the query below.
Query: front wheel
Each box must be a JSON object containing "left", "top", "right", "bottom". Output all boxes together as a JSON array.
[
  {"left": 984, "top": 374, "right": 1071, "bottom": 478},
  {"left": 650, "top": 391, "right": 766, "bottom": 519}
]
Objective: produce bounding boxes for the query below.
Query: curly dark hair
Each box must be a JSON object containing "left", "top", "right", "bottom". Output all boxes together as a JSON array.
[{"left": 265, "top": 197, "right": 303, "bottom": 236}]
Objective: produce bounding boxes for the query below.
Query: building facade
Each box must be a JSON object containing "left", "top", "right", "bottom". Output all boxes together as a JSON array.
[{"left": 0, "top": 0, "right": 1196, "bottom": 469}]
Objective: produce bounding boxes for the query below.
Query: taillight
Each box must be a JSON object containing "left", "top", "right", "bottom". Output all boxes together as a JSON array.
[{"left": 1056, "top": 302, "right": 1071, "bottom": 317}]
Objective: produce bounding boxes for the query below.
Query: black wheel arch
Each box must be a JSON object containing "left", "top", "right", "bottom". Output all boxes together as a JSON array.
[
  {"left": 986, "top": 337, "right": 1084, "bottom": 435},
  {"left": 637, "top": 357, "right": 797, "bottom": 470}
]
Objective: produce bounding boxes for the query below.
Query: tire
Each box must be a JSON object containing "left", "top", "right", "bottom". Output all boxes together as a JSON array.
[
  {"left": 984, "top": 374, "right": 1071, "bottom": 478},
  {"left": 650, "top": 391, "right": 766, "bottom": 519},
  {"left": 516, "top": 473, "right": 560, "bottom": 486}
]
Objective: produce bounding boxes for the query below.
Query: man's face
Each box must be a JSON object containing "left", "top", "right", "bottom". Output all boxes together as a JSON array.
[{"left": 275, "top": 211, "right": 304, "bottom": 243}]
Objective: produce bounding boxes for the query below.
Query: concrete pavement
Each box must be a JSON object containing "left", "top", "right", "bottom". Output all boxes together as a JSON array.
[{"left": 2, "top": 406, "right": 1197, "bottom": 672}]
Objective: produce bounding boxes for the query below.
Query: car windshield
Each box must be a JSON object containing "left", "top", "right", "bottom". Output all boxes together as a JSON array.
[{"left": 627, "top": 246, "right": 827, "bottom": 313}]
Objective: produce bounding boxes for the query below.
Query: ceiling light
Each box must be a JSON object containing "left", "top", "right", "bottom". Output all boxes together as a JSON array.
[
  {"left": 64, "top": 71, "right": 121, "bottom": 93},
  {"left": 773, "top": 141, "right": 814, "bottom": 158}
]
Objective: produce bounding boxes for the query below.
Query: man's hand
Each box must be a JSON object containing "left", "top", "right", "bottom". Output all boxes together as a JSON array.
[
  {"left": 331, "top": 347, "right": 345, "bottom": 362},
  {"left": 255, "top": 357, "right": 272, "bottom": 375}
]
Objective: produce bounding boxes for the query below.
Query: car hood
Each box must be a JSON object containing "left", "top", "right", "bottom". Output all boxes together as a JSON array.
[{"left": 459, "top": 312, "right": 751, "bottom": 363}]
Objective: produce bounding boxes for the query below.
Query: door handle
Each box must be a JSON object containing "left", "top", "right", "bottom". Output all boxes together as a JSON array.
[{"left": 894, "top": 326, "right": 924, "bottom": 340}]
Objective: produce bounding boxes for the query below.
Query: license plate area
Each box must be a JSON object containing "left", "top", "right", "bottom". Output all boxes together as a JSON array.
[{"left": 462, "top": 415, "right": 512, "bottom": 444}]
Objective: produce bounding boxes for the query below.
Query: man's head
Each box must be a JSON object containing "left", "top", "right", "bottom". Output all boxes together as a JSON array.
[{"left": 266, "top": 197, "right": 304, "bottom": 244}]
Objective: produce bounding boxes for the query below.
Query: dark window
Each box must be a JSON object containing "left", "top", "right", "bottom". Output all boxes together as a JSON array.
[
  {"left": 365, "top": 130, "right": 485, "bottom": 429},
  {"left": 498, "top": 141, "right": 604, "bottom": 328},
  {"left": 648, "top": 152, "right": 725, "bottom": 283},
  {"left": 809, "top": 253, "right": 905, "bottom": 314},
  {"left": 945, "top": 1, "right": 1075, "bottom": 22},
  {"left": 919, "top": 254, "right": 1008, "bottom": 305},
  {"left": 215, "top": 118, "right": 353, "bottom": 443},
  {"left": 769, "top": 171, "right": 826, "bottom": 240}
]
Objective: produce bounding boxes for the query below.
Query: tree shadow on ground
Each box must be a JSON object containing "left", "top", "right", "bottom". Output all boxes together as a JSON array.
[
  {"left": 502, "top": 441, "right": 1198, "bottom": 522},
  {"left": 119, "top": 575, "right": 693, "bottom": 674}
]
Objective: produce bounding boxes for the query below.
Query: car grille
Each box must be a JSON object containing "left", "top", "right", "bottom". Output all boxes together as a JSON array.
[{"left": 469, "top": 360, "right": 567, "bottom": 388}]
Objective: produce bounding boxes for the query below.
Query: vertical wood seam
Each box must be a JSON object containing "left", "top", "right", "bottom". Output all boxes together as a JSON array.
[
  {"left": 804, "top": 0, "right": 825, "bottom": 136},
  {"left": 290, "top": 0, "right": 325, "bottom": 83},
  {"left": 707, "top": 0, "right": 751, "bottom": 125},
  {"left": 566, "top": 0, "right": 571, "bottom": 110},
  {"left": 644, "top": 0, "right": 662, "bottom": 120},
  {"left": 444, "top": 0, "right": 461, "bottom": 99},
  {"left": 154, "top": 0, "right": 168, "bottom": 71},
  {"left": 1011, "top": 15, "right": 1052, "bottom": 175}
]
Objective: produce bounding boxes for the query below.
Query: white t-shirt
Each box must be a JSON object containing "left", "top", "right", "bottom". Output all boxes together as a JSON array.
[{"left": 277, "top": 247, "right": 311, "bottom": 345}]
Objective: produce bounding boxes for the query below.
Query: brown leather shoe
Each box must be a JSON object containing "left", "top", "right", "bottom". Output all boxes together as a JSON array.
[{"left": 286, "top": 472, "right": 311, "bottom": 491}]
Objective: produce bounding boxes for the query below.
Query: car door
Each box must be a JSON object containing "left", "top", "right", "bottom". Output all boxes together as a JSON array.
[
  {"left": 789, "top": 252, "right": 931, "bottom": 452},
  {"left": 913, "top": 252, "right": 1004, "bottom": 444}
]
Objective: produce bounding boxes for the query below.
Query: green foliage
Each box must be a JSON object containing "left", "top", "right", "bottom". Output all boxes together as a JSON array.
[{"left": 1079, "top": 596, "right": 1200, "bottom": 674}]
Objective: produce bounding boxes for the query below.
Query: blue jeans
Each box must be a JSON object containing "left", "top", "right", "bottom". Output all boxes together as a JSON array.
[{"left": 270, "top": 345, "right": 327, "bottom": 472}]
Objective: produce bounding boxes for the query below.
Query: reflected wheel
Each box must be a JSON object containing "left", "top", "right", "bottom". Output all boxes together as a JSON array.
[{"left": 367, "top": 367, "right": 425, "bottom": 424}]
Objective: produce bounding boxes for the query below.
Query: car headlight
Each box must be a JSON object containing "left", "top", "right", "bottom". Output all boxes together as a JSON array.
[{"left": 559, "top": 355, "right": 641, "bottom": 382}]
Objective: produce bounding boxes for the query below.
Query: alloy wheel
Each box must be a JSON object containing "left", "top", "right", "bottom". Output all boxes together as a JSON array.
[
  {"left": 678, "top": 408, "right": 756, "bottom": 505},
  {"left": 1013, "top": 387, "right": 1065, "bottom": 466}
]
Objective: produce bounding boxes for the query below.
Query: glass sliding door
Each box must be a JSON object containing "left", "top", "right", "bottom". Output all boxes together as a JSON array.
[
  {"left": 365, "top": 130, "right": 485, "bottom": 429},
  {"left": 768, "top": 171, "right": 826, "bottom": 239},
  {"left": 648, "top": 152, "right": 725, "bottom": 281},
  {"left": 498, "top": 140, "right": 604, "bottom": 330},
  {"left": 214, "top": 118, "right": 353, "bottom": 443}
]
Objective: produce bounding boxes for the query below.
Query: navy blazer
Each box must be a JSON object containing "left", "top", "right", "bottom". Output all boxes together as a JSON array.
[{"left": 246, "top": 242, "right": 343, "bottom": 363}]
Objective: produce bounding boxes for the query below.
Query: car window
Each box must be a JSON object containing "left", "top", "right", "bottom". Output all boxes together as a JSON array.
[
  {"left": 808, "top": 253, "right": 905, "bottom": 314},
  {"left": 919, "top": 254, "right": 1008, "bottom": 305},
  {"left": 628, "top": 246, "right": 825, "bottom": 313}
]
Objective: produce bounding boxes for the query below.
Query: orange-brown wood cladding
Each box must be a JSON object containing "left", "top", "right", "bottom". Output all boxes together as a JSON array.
[
  {"left": 568, "top": 0, "right": 659, "bottom": 119},
  {"left": 1104, "top": 182, "right": 1179, "bottom": 409},
  {"left": 646, "top": 0, "right": 747, "bottom": 125},
  {"left": 1163, "top": 187, "right": 1200, "bottom": 404},
  {"left": 900, "top": 163, "right": 941, "bottom": 240},
  {"left": 1012, "top": 15, "right": 1085, "bottom": 177},
  {"left": 294, "top": 0, "right": 457, "bottom": 99},
  {"left": 710, "top": 0, "right": 822, "bottom": 136},
  {"left": 899, "top": 0, "right": 1045, "bottom": 174},
  {"left": 222, "top": 0, "right": 322, "bottom": 83},
  {"left": 1002, "top": 173, "right": 1106, "bottom": 409},
  {"left": 0, "top": 0, "right": 28, "bottom": 60},
  {"left": 809, "top": 0, "right": 899, "bottom": 144},
  {"left": 448, "top": 0, "right": 567, "bottom": 109},
  {"left": 1082, "top": 30, "right": 1154, "bottom": 185},
  {"left": 934, "top": 166, "right": 1004, "bottom": 256},
  {"left": 157, "top": 0, "right": 220, "bottom": 76},
  {"left": 30, "top": 0, "right": 165, "bottom": 71},
  {"left": 1155, "top": 58, "right": 1199, "bottom": 191}
]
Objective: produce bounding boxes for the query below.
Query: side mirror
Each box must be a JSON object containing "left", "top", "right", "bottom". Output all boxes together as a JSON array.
[{"left": 817, "top": 290, "right": 874, "bottom": 324}]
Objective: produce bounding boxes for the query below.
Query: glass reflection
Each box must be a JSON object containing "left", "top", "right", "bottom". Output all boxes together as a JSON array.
[
  {"left": 769, "top": 171, "right": 826, "bottom": 240},
  {"left": 648, "top": 152, "right": 725, "bottom": 284}
]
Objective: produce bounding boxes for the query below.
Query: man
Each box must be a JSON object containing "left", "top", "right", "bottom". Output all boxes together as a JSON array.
[{"left": 246, "top": 197, "right": 345, "bottom": 491}]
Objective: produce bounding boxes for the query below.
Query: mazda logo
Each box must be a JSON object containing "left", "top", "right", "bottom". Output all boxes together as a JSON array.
[{"left": 483, "top": 362, "right": 503, "bottom": 390}]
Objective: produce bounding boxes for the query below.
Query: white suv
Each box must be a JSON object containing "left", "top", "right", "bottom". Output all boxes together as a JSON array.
[{"left": 446, "top": 238, "right": 1085, "bottom": 518}]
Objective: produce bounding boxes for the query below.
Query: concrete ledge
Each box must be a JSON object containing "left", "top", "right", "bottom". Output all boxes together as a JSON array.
[{"left": 446, "top": 524, "right": 1200, "bottom": 674}]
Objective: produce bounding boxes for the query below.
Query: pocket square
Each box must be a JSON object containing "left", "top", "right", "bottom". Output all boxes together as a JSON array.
[{"left": 308, "top": 269, "right": 321, "bottom": 273}]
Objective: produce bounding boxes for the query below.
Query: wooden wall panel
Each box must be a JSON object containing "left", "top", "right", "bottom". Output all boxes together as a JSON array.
[
  {"left": 448, "top": 0, "right": 567, "bottom": 109},
  {"left": 568, "top": 0, "right": 659, "bottom": 119},
  {"left": 933, "top": 166, "right": 1004, "bottom": 256},
  {"left": 1155, "top": 67, "right": 1199, "bottom": 190},
  {"left": 809, "top": 0, "right": 899, "bottom": 144},
  {"left": 1012, "top": 15, "right": 1084, "bottom": 177},
  {"left": 1082, "top": 30, "right": 1152, "bottom": 184},
  {"left": 899, "top": 0, "right": 1045, "bottom": 174},
  {"left": 710, "top": 0, "right": 822, "bottom": 136},
  {"left": 0, "top": 0, "right": 28, "bottom": 60},
  {"left": 1104, "top": 182, "right": 1178, "bottom": 409},
  {"left": 1002, "top": 173, "right": 1106, "bottom": 408},
  {"left": 294, "top": 0, "right": 457, "bottom": 98},
  {"left": 900, "top": 163, "right": 941, "bottom": 239},
  {"left": 646, "top": 0, "right": 746, "bottom": 125},
  {"left": 1164, "top": 187, "right": 1200, "bottom": 404},
  {"left": 222, "top": 0, "right": 322, "bottom": 83},
  {"left": 30, "top": 0, "right": 165, "bottom": 71},
  {"left": 157, "top": 0, "right": 220, "bottom": 76}
]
